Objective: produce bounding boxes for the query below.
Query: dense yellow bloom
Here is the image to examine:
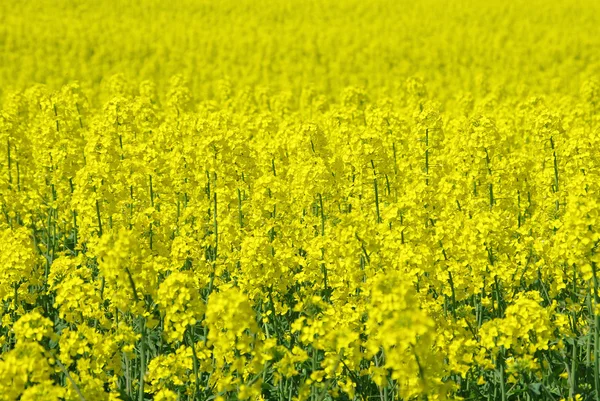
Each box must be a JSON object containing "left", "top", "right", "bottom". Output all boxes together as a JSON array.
[
  {"left": 0, "top": 227, "right": 41, "bottom": 309},
  {"left": 2, "top": 0, "right": 600, "bottom": 399},
  {"left": 157, "top": 271, "right": 205, "bottom": 343},
  {"left": 479, "top": 292, "right": 565, "bottom": 372},
  {"left": 206, "top": 285, "right": 260, "bottom": 369},
  {"left": 0, "top": 342, "right": 56, "bottom": 401}
]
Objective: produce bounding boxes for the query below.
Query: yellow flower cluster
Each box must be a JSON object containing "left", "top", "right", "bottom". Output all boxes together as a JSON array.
[{"left": 2, "top": 0, "right": 600, "bottom": 400}]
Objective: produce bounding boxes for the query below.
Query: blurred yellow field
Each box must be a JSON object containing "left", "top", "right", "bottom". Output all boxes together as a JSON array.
[{"left": 1, "top": 1, "right": 600, "bottom": 400}]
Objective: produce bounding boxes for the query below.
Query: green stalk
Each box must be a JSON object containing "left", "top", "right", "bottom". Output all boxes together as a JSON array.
[
  {"left": 237, "top": 188, "right": 244, "bottom": 228},
  {"left": 187, "top": 330, "right": 200, "bottom": 399},
  {"left": 370, "top": 161, "right": 381, "bottom": 223},
  {"left": 96, "top": 198, "right": 103, "bottom": 236},
  {"left": 448, "top": 271, "right": 457, "bottom": 319},
  {"left": 203, "top": 264, "right": 216, "bottom": 346},
  {"left": 138, "top": 318, "right": 146, "bottom": 401},
  {"left": 149, "top": 175, "right": 154, "bottom": 250},
  {"left": 570, "top": 333, "right": 578, "bottom": 397},
  {"left": 213, "top": 190, "right": 218, "bottom": 258},
  {"left": 570, "top": 265, "right": 579, "bottom": 397},
  {"left": 311, "top": 348, "right": 318, "bottom": 401},
  {"left": 550, "top": 136, "right": 559, "bottom": 192},
  {"left": 517, "top": 191, "right": 522, "bottom": 228},
  {"left": 317, "top": 194, "right": 329, "bottom": 299},
  {"left": 7, "top": 139, "right": 12, "bottom": 187},
  {"left": 54, "top": 104, "right": 60, "bottom": 132},
  {"left": 268, "top": 288, "right": 284, "bottom": 344},
  {"left": 149, "top": 175, "right": 154, "bottom": 207},
  {"left": 498, "top": 348, "right": 507, "bottom": 401},
  {"left": 591, "top": 262, "right": 600, "bottom": 401},
  {"left": 55, "top": 357, "right": 87, "bottom": 401},
  {"left": 125, "top": 351, "right": 132, "bottom": 397},
  {"left": 588, "top": 293, "right": 594, "bottom": 367},
  {"left": 125, "top": 267, "right": 139, "bottom": 302},
  {"left": 373, "top": 177, "right": 381, "bottom": 223},
  {"left": 317, "top": 193, "right": 325, "bottom": 236},
  {"left": 425, "top": 128, "right": 429, "bottom": 186},
  {"left": 385, "top": 173, "right": 391, "bottom": 197},
  {"left": 75, "top": 102, "right": 84, "bottom": 128},
  {"left": 69, "top": 178, "right": 78, "bottom": 248}
]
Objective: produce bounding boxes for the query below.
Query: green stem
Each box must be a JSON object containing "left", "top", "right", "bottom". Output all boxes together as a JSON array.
[
  {"left": 317, "top": 193, "right": 325, "bottom": 236},
  {"left": 213, "top": 173, "right": 218, "bottom": 259},
  {"left": 138, "top": 318, "right": 146, "bottom": 401},
  {"left": 55, "top": 357, "right": 87, "bottom": 401},
  {"left": 592, "top": 262, "right": 600, "bottom": 401},
  {"left": 125, "top": 267, "right": 139, "bottom": 302},
  {"left": 7, "top": 139, "right": 12, "bottom": 186},
  {"left": 370, "top": 160, "right": 381, "bottom": 223},
  {"left": 237, "top": 188, "right": 244, "bottom": 228},
  {"left": 186, "top": 329, "right": 200, "bottom": 399},
  {"left": 425, "top": 128, "right": 429, "bottom": 186},
  {"left": 96, "top": 198, "right": 103, "bottom": 236},
  {"left": 570, "top": 335, "right": 578, "bottom": 397},
  {"left": 498, "top": 348, "right": 507, "bottom": 401},
  {"left": 550, "top": 136, "right": 559, "bottom": 192}
]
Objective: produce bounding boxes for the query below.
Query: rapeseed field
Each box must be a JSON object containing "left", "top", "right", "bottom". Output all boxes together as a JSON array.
[{"left": 1, "top": 0, "right": 600, "bottom": 400}]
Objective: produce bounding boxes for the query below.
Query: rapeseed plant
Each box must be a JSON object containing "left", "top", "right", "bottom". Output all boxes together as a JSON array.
[{"left": 2, "top": 0, "right": 600, "bottom": 400}]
